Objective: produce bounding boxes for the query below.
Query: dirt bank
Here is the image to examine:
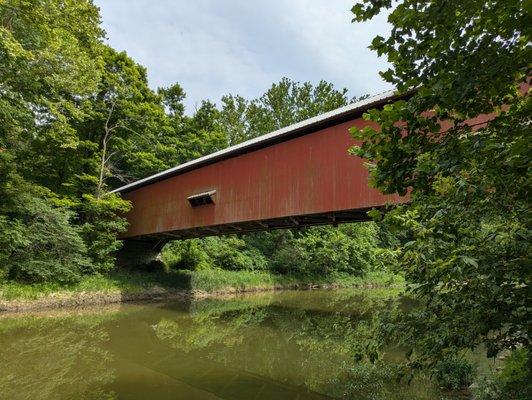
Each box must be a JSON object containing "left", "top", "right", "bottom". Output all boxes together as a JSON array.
[{"left": 0, "top": 282, "right": 366, "bottom": 313}]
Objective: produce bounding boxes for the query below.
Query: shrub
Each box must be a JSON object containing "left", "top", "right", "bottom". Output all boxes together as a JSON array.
[
  {"left": 203, "top": 236, "right": 267, "bottom": 271},
  {"left": 270, "top": 242, "right": 309, "bottom": 274},
  {"left": 277, "top": 223, "right": 379, "bottom": 276},
  {"left": 473, "top": 349, "right": 531, "bottom": 400},
  {"left": 162, "top": 236, "right": 267, "bottom": 271},
  {"left": 162, "top": 223, "right": 381, "bottom": 276},
  {"left": 473, "top": 378, "right": 504, "bottom": 400},
  {"left": 434, "top": 357, "right": 475, "bottom": 390},
  {"left": 79, "top": 193, "right": 131, "bottom": 274},
  {"left": 498, "top": 348, "right": 530, "bottom": 386},
  {"left": 162, "top": 239, "right": 211, "bottom": 271},
  {"left": 2, "top": 196, "right": 89, "bottom": 284},
  {"left": 243, "top": 230, "right": 295, "bottom": 259}
]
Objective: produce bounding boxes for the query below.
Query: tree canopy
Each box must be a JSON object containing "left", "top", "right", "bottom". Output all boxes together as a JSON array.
[{"left": 0, "top": 0, "right": 228, "bottom": 279}]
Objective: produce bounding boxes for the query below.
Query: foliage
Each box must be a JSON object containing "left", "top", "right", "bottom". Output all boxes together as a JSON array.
[
  {"left": 473, "top": 349, "right": 531, "bottom": 400},
  {"left": 269, "top": 236, "right": 309, "bottom": 275},
  {"left": 350, "top": 0, "right": 531, "bottom": 373},
  {"left": 162, "top": 239, "right": 211, "bottom": 271},
  {"left": 220, "top": 77, "right": 351, "bottom": 145},
  {"left": 0, "top": 0, "right": 124, "bottom": 281},
  {"left": 203, "top": 236, "right": 268, "bottom": 271},
  {"left": 434, "top": 357, "right": 475, "bottom": 390},
  {"left": 0, "top": 0, "right": 203, "bottom": 281},
  {"left": 162, "top": 223, "right": 381, "bottom": 276},
  {"left": 0, "top": 197, "right": 88, "bottom": 284},
  {"left": 498, "top": 349, "right": 530, "bottom": 386},
  {"left": 0, "top": 198, "right": 89, "bottom": 284},
  {"left": 303, "top": 224, "right": 379, "bottom": 275},
  {"left": 0, "top": 0, "right": 103, "bottom": 190},
  {"left": 0, "top": 155, "right": 88, "bottom": 283},
  {"left": 268, "top": 224, "right": 380, "bottom": 276},
  {"left": 78, "top": 194, "right": 131, "bottom": 274},
  {"left": 163, "top": 236, "right": 268, "bottom": 271},
  {"left": 74, "top": 45, "right": 171, "bottom": 191}
]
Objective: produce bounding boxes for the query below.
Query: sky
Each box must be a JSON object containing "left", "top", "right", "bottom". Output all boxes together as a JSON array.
[{"left": 94, "top": 0, "right": 392, "bottom": 113}]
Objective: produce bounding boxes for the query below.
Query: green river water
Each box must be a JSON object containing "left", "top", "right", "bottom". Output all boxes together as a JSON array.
[{"left": 0, "top": 289, "right": 484, "bottom": 400}]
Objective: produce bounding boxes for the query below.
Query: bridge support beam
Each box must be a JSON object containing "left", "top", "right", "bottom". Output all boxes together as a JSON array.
[{"left": 115, "top": 239, "right": 166, "bottom": 268}]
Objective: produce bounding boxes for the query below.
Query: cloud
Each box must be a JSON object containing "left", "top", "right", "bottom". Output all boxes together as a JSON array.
[{"left": 95, "top": 0, "right": 392, "bottom": 113}]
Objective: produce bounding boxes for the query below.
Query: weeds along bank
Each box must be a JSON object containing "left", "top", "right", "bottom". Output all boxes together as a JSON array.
[
  {"left": 0, "top": 269, "right": 404, "bottom": 312},
  {"left": 2, "top": 214, "right": 400, "bottom": 310}
]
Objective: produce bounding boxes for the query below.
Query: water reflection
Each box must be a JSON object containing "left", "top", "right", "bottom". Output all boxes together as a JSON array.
[
  {"left": 0, "top": 310, "right": 118, "bottom": 400},
  {"left": 0, "top": 289, "right": 457, "bottom": 400}
]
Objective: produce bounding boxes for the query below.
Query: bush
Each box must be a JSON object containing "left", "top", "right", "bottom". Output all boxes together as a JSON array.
[
  {"left": 473, "top": 349, "right": 531, "bottom": 400},
  {"left": 498, "top": 348, "right": 530, "bottom": 387},
  {"left": 162, "top": 236, "right": 267, "bottom": 271},
  {"left": 162, "top": 239, "right": 211, "bottom": 271},
  {"left": 271, "top": 223, "right": 379, "bottom": 276},
  {"left": 243, "top": 230, "right": 295, "bottom": 259},
  {"left": 1, "top": 196, "right": 89, "bottom": 284},
  {"left": 79, "top": 193, "right": 131, "bottom": 274},
  {"left": 204, "top": 236, "right": 267, "bottom": 271},
  {"left": 162, "top": 223, "right": 382, "bottom": 276},
  {"left": 434, "top": 357, "right": 475, "bottom": 390},
  {"left": 270, "top": 241, "right": 309, "bottom": 274}
]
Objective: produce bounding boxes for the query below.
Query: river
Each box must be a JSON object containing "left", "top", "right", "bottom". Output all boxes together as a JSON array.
[{"left": 0, "top": 288, "right": 473, "bottom": 400}]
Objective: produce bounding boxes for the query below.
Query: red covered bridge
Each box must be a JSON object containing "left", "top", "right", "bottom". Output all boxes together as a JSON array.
[{"left": 112, "top": 90, "right": 407, "bottom": 265}]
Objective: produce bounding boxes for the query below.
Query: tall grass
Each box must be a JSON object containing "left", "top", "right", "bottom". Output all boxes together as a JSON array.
[{"left": 0, "top": 269, "right": 404, "bottom": 301}]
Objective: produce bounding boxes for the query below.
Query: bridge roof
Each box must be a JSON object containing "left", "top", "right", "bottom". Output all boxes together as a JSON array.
[{"left": 113, "top": 89, "right": 402, "bottom": 194}]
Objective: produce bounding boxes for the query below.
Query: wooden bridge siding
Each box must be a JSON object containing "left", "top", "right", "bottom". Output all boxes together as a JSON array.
[{"left": 120, "top": 117, "right": 403, "bottom": 239}]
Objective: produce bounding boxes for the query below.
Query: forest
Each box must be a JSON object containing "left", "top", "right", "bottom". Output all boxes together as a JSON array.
[
  {"left": 0, "top": 1, "right": 529, "bottom": 399},
  {"left": 0, "top": 0, "right": 383, "bottom": 284}
]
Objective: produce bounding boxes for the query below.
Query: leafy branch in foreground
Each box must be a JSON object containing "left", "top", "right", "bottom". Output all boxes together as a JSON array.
[{"left": 349, "top": 0, "right": 531, "bottom": 374}]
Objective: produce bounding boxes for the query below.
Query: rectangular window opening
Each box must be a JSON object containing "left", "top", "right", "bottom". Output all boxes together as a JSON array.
[{"left": 187, "top": 190, "right": 216, "bottom": 207}]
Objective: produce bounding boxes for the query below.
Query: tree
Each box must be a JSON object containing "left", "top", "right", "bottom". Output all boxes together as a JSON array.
[
  {"left": 0, "top": 0, "right": 104, "bottom": 190},
  {"left": 0, "top": 0, "right": 110, "bottom": 280},
  {"left": 220, "top": 77, "right": 352, "bottom": 145},
  {"left": 176, "top": 100, "right": 228, "bottom": 161},
  {"left": 269, "top": 224, "right": 379, "bottom": 276},
  {"left": 162, "top": 236, "right": 267, "bottom": 271},
  {"left": 158, "top": 83, "right": 186, "bottom": 119},
  {"left": 350, "top": 0, "right": 530, "bottom": 373},
  {"left": 73, "top": 46, "right": 176, "bottom": 192},
  {"left": 0, "top": 152, "right": 89, "bottom": 283},
  {"left": 0, "top": 1, "right": 179, "bottom": 276}
]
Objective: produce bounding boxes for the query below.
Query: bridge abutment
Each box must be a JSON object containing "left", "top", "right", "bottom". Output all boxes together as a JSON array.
[{"left": 115, "top": 239, "right": 166, "bottom": 268}]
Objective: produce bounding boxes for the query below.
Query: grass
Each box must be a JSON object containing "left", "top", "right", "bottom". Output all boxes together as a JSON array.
[{"left": 0, "top": 268, "right": 404, "bottom": 302}]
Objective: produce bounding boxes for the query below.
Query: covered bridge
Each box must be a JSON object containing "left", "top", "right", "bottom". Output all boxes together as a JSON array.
[{"left": 112, "top": 90, "right": 407, "bottom": 265}]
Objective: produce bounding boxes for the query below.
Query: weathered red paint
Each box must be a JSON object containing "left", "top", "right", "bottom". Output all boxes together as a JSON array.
[{"left": 119, "top": 115, "right": 404, "bottom": 239}]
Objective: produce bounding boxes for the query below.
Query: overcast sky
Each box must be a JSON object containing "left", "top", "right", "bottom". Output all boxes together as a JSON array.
[{"left": 94, "top": 0, "right": 392, "bottom": 113}]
